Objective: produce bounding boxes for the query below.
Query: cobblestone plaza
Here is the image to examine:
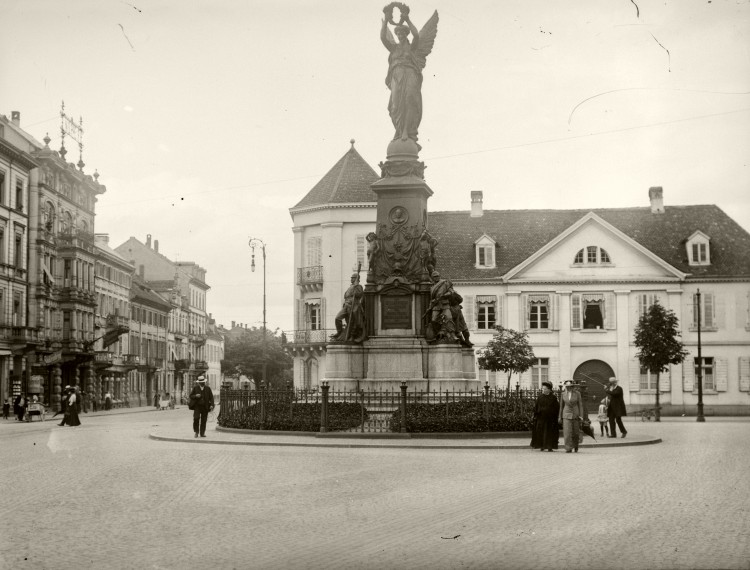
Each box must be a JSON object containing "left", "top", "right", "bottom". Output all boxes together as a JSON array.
[{"left": 1, "top": 409, "right": 748, "bottom": 569}]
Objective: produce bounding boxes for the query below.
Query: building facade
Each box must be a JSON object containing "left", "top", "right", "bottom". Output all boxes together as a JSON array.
[{"left": 287, "top": 147, "right": 750, "bottom": 414}]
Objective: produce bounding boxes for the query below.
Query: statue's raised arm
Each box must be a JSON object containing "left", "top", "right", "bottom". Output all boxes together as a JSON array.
[{"left": 381, "top": 3, "right": 439, "bottom": 147}]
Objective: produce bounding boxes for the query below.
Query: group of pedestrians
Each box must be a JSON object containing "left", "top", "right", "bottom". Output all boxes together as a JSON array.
[
  {"left": 531, "top": 376, "right": 628, "bottom": 453},
  {"left": 54, "top": 386, "right": 82, "bottom": 427}
]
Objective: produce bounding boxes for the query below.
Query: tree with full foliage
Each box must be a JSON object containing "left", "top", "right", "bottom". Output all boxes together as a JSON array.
[
  {"left": 221, "top": 327, "right": 292, "bottom": 389},
  {"left": 477, "top": 326, "right": 537, "bottom": 393},
  {"left": 633, "top": 300, "right": 688, "bottom": 421}
]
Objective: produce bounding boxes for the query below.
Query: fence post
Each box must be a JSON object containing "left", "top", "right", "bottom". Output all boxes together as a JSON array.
[
  {"left": 259, "top": 382, "right": 267, "bottom": 429},
  {"left": 288, "top": 381, "right": 294, "bottom": 421},
  {"left": 400, "top": 381, "right": 407, "bottom": 433},
  {"left": 320, "top": 381, "right": 329, "bottom": 433},
  {"left": 360, "top": 390, "right": 365, "bottom": 433},
  {"left": 483, "top": 381, "right": 490, "bottom": 422}
]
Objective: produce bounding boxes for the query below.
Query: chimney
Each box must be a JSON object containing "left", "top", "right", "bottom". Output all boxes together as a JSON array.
[
  {"left": 154, "top": 239, "right": 159, "bottom": 253},
  {"left": 146, "top": 234, "right": 152, "bottom": 247},
  {"left": 649, "top": 187, "right": 664, "bottom": 214},
  {"left": 11, "top": 111, "right": 20, "bottom": 127},
  {"left": 470, "top": 191, "right": 483, "bottom": 217}
]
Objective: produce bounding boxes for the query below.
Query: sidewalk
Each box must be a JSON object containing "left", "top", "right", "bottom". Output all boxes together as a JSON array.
[
  {"left": 149, "top": 424, "right": 663, "bottom": 449},
  {"left": 1, "top": 403, "right": 174, "bottom": 425}
]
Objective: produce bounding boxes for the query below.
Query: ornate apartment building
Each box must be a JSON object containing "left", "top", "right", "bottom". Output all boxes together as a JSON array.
[{"left": 288, "top": 145, "right": 750, "bottom": 414}]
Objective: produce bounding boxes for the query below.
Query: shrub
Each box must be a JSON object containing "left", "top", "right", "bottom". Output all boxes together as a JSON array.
[
  {"left": 390, "top": 399, "right": 534, "bottom": 433},
  {"left": 219, "top": 402, "right": 364, "bottom": 432}
]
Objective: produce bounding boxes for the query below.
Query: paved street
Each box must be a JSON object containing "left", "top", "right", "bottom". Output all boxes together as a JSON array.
[{"left": 1, "top": 408, "right": 748, "bottom": 570}]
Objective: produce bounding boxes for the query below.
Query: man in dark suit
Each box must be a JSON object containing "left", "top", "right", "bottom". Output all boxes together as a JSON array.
[
  {"left": 559, "top": 379, "right": 585, "bottom": 453},
  {"left": 605, "top": 377, "right": 628, "bottom": 438},
  {"left": 190, "top": 375, "right": 214, "bottom": 438}
]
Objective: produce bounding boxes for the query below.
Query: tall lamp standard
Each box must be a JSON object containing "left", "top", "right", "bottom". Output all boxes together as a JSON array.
[
  {"left": 696, "top": 289, "right": 705, "bottom": 422},
  {"left": 249, "top": 238, "right": 267, "bottom": 387}
]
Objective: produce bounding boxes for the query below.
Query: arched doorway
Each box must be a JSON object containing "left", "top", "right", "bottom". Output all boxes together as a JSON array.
[{"left": 573, "top": 360, "right": 616, "bottom": 413}]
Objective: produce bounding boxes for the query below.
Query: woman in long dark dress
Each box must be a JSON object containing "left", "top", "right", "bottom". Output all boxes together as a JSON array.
[
  {"left": 62, "top": 389, "right": 81, "bottom": 427},
  {"left": 530, "top": 381, "right": 560, "bottom": 452}
]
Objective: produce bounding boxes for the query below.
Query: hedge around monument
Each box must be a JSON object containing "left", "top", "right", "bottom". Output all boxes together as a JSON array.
[
  {"left": 389, "top": 400, "right": 535, "bottom": 433},
  {"left": 218, "top": 402, "right": 364, "bottom": 432}
]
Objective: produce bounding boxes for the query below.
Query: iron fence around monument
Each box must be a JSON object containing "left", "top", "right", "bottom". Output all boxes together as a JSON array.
[{"left": 219, "top": 385, "right": 542, "bottom": 434}]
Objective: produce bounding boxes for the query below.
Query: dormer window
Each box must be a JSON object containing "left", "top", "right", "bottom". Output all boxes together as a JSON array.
[
  {"left": 574, "top": 246, "right": 611, "bottom": 265},
  {"left": 474, "top": 234, "right": 497, "bottom": 269},
  {"left": 686, "top": 231, "right": 711, "bottom": 266}
]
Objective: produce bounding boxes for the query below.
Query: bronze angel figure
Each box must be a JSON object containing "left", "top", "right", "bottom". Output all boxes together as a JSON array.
[{"left": 380, "top": 6, "right": 439, "bottom": 149}]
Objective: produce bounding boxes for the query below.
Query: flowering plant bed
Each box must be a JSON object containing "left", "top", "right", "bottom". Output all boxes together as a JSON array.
[
  {"left": 390, "top": 400, "right": 535, "bottom": 433},
  {"left": 218, "top": 402, "right": 364, "bottom": 432}
]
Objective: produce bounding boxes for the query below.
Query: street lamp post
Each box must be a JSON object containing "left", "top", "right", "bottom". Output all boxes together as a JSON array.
[
  {"left": 249, "top": 238, "right": 267, "bottom": 387},
  {"left": 696, "top": 289, "right": 705, "bottom": 422}
]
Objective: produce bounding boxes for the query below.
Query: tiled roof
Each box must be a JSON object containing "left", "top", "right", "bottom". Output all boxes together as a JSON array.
[
  {"left": 291, "top": 144, "right": 379, "bottom": 210},
  {"left": 427, "top": 205, "right": 750, "bottom": 280},
  {"left": 131, "top": 276, "right": 171, "bottom": 309}
]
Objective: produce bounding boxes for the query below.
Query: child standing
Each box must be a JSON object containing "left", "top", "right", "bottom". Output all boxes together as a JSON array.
[{"left": 597, "top": 397, "right": 610, "bottom": 437}]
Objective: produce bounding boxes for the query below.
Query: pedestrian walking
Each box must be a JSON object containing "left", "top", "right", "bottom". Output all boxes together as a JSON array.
[
  {"left": 58, "top": 387, "right": 80, "bottom": 427},
  {"left": 14, "top": 394, "right": 25, "bottom": 422},
  {"left": 597, "top": 397, "right": 610, "bottom": 437},
  {"left": 154, "top": 391, "right": 160, "bottom": 410},
  {"left": 559, "top": 380, "right": 585, "bottom": 453},
  {"left": 3, "top": 397, "right": 10, "bottom": 420},
  {"left": 604, "top": 377, "right": 628, "bottom": 438},
  {"left": 104, "top": 391, "right": 112, "bottom": 411},
  {"left": 189, "top": 375, "right": 214, "bottom": 438},
  {"left": 530, "top": 381, "right": 559, "bottom": 452}
]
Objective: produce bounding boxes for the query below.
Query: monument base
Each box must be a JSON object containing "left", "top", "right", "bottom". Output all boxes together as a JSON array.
[{"left": 325, "top": 337, "right": 480, "bottom": 392}]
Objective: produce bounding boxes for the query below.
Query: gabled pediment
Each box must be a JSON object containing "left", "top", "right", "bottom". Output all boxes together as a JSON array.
[{"left": 503, "top": 212, "right": 687, "bottom": 282}]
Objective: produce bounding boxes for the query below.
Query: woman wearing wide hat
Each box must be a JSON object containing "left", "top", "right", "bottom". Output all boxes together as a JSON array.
[
  {"left": 558, "top": 379, "right": 585, "bottom": 452},
  {"left": 530, "top": 381, "right": 559, "bottom": 452}
]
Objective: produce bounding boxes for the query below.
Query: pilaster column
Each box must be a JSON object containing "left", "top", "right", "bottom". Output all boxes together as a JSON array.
[
  {"left": 667, "top": 288, "right": 684, "bottom": 405},
  {"left": 557, "top": 291, "right": 572, "bottom": 379},
  {"left": 506, "top": 291, "right": 521, "bottom": 331},
  {"left": 614, "top": 290, "right": 631, "bottom": 390}
]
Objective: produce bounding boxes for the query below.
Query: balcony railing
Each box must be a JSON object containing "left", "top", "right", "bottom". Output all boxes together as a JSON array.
[
  {"left": 95, "top": 351, "right": 114, "bottom": 364},
  {"left": 297, "top": 266, "right": 323, "bottom": 287},
  {"left": 194, "top": 360, "right": 209, "bottom": 371},
  {"left": 285, "top": 329, "right": 334, "bottom": 345},
  {"left": 124, "top": 354, "right": 140, "bottom": 367}
]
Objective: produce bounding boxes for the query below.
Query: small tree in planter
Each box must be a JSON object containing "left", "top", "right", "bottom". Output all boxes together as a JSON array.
[
  {"left": 477, "top": 326, "right": 536, "bottom": 394},
  {"left": 633, "top": 300, "right": 688, "bottom": 421}
]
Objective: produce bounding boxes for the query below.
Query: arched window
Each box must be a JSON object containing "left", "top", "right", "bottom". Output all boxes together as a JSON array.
[{"left": 573, "top": 246, "right": 612, "bottom": 265}]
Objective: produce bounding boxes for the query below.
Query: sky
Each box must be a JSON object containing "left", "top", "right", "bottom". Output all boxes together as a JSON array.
[{"left": 1, "top": 0, "right": 748, "bottom": 333}]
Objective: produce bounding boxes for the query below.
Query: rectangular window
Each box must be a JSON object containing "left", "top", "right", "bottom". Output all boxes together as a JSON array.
[
  {"left": 529, "top": 299, "right": 549, "bottom": 329},
  {"left": 477, "top": 245, "right": 494, "bottom": 267},
  {"left": 477, "top": 298, "right": 496, "bottom": 330},
  {"left": 530, "top": 358, "right": 549, "bottom": 389},
  {"left": 305, "top": 236, "right": 322, "bottom": 267},
  {"left": 694, "top": 357, "right": 715, "bottom": 390},
  {"left": 0, "top": 171, "right": 5, "bottom": 205},
  {"left": 637, "top": 293, "right": 660, "bottom": 318},
  {"left": 12, "top": 291, "right": 21, "bottom": 325},
  {"left": 582, "top": 294, "right": 605, "bottom": 329},
  {"left": 692, "top": 243, "right": 707, "bottom": 263},
  {"left": 639, "top": 367, "right": 657, "bottom": 390},
  {"left": 308, "top": 305, "right": 321, "bottom": 330},
  {"left": 692, "top": 292, "right": 715, "bottom": 329},
  {"left": 14, "top": 233, "right": 22, "bottom": 268},
  {"left": 15, "top": 179, "right": 23, "bottom": 211}
]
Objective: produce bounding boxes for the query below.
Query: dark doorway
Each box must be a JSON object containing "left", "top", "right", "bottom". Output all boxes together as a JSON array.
[{"left": 573, "top": 360, "right": 616, "bottom": 413}]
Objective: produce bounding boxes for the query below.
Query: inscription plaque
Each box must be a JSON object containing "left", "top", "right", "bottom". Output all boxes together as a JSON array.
[{"left": 381, "top": 295, "right": 412, "bottom": 329}]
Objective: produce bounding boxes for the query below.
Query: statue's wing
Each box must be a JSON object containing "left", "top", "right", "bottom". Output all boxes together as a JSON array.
[{"left": 414, "top": 10, "right": 439, "bottom": 69}]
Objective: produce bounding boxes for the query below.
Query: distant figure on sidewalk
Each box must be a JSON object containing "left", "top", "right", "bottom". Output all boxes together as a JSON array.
[
  {"left": 189, "top": 376, "right": 214, "bottom": 438},
  {"left": 154, "top": 391, "right": 160, "bottom": 410},
  {"left": 14, "top": 394, "right": 25, "bottom": 422},
  {"left": 530, "top": 381, "right": 559, "bottom": 452},
  {"left": 559, "top": 380, "right": 584, "bottom": 453},
  {"left": 104, "top": 392, "right": 112, "bottom": 411},
  {"left": 597, "top": 398, "right": 610, "bottom": 437},
  {"left": 3, "top": 397, "right": 10, "bottom": 420},
  {"left": 605, "top": 377, "right": 628, "bottom": 438},
  {"left": 58, "top": 387, "right": 81, "bottom": 427}
]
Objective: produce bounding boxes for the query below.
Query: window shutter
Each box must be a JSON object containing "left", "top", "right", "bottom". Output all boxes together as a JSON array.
[
  {"left": 629, "top": 358, "right": 640, "bottom": 392},
  {"left": 716, "top": 358, "right": 728, "bottom": 391},
  {"left": 521, "top": 294, "right": 529, "bottom": 331},
  {"left": 704, "top": 293, "right": 715, "bottom": 328},
  {"left": 739, "top": 357, "right": 750, "bottom": 392},
  {"left": 715, "top": 293, "right": 724, "bottom": 330},
  {"left": 464, "top": 294, "right": 475, "bottom": 330},
  {"left": 660, "top": 366, "right": 671, "bottom": 392},
  {"left": 297, "top": 299, "right": 304, "bottom": 330},
  {"left": 321, "top": 297, "right": 326, "bottom": 328},
  {"left": 549, "top": 294, "right": 558, "bottom": 330},
  {"left": 690, "top": 294, "right": 697, "bottom": 328},
  {"left": 571, "top": 294, "right": 581, "bottom": 330},
  {"left": 683, "top": 356, "right": 695, "bottom": 392},
  {"left": 496, "top": 296, "right": 504, "bottom": 329},
  {"left": 487, "top": 246, "right": 494, "bottom": 267},
  {"left": 604, "top": 292, "right": 616, "bottom": 329}
]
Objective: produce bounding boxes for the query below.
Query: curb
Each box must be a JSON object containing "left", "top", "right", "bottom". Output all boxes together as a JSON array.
[{"left": 148, "top": 431, "right": 662, "bottom": 450}]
